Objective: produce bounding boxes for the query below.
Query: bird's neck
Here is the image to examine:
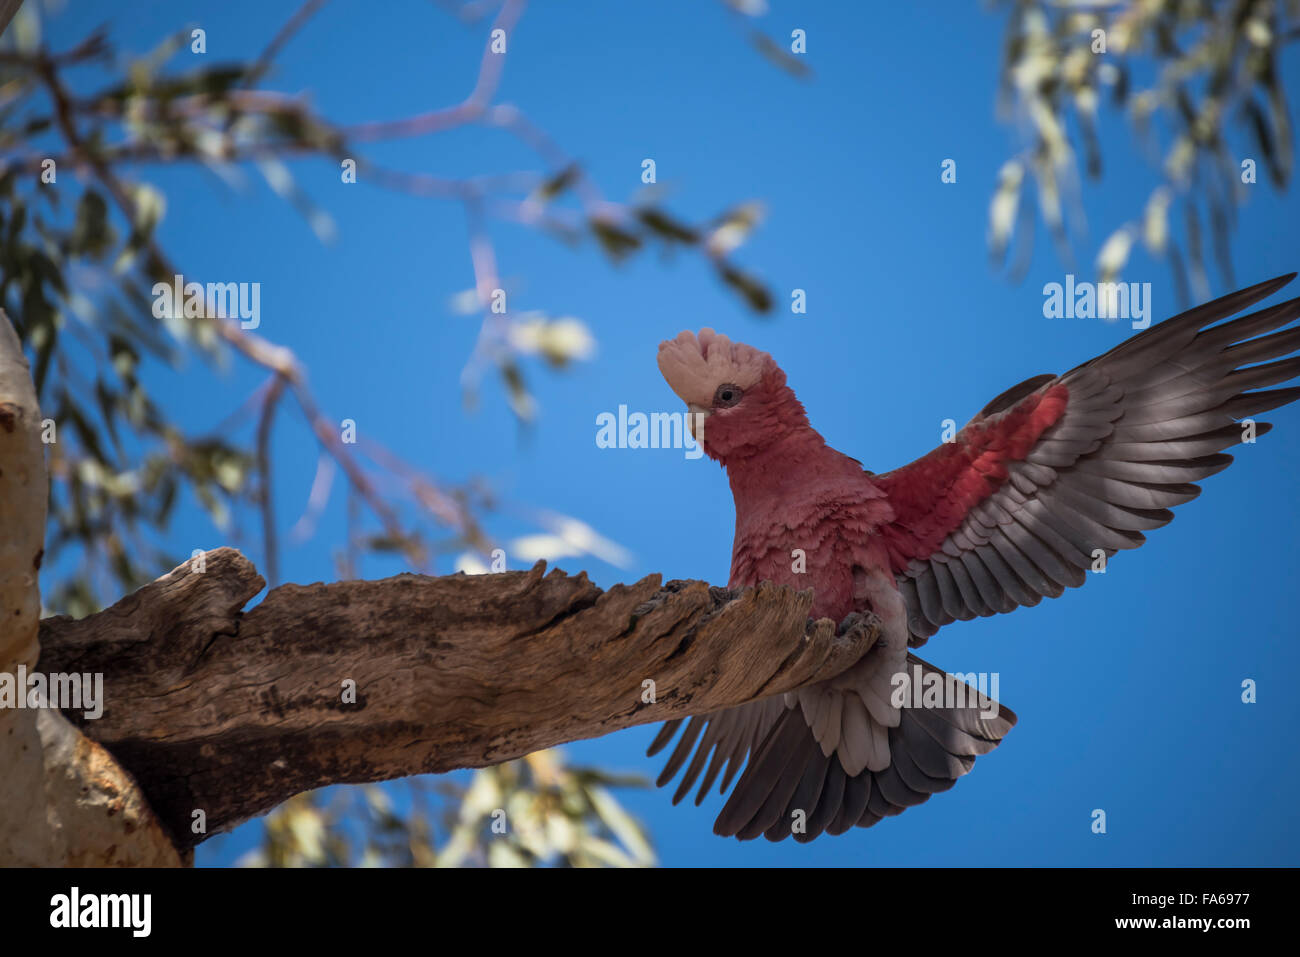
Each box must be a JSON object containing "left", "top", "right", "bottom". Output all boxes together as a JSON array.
[{"left": 723, "top": 427, "right": 850, "bottom": 510}]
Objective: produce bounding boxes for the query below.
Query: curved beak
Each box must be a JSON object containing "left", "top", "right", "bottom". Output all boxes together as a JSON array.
[{"left": 686, "top": 403, "right": 709, "bottom": 441}]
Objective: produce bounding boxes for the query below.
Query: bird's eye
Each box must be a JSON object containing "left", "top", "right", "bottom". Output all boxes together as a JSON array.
[{"left": 713, "top": 383, "right": 743, "bottom": 408}]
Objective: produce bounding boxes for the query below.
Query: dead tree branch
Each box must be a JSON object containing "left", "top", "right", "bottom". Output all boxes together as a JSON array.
[{"left": 38, "top": 548, "right": 879, "bottom": 850}]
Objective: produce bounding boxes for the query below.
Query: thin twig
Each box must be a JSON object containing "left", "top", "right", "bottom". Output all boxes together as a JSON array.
[
  {"left": 246, "top": 0, "right": 330, "bottom": 89},
  {"left": 256, "top": 373, "right": 288, "bottom": 588}
]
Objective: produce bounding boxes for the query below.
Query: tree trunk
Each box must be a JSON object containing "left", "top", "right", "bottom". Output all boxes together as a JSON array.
[{"left": 1, "top": 308, "right": 183, "bottom": 866}]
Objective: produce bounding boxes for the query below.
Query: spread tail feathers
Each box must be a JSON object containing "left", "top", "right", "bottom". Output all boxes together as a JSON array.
[{"left": 701, "top": 656, "right": 1016, "bottom": 842}]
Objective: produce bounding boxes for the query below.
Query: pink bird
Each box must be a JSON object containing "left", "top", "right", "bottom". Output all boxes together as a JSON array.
[{"left": 651, "top": 274, "right": 1300, "bottom": 842}]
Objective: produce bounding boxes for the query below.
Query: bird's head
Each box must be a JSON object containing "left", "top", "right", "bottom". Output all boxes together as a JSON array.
[{"left": 657, "top": 328, "right": 809, "bottom": 462}]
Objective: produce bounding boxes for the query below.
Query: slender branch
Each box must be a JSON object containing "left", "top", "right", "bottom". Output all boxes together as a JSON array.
[
  {"left": 287, "top": 380, "right": 430, "bottom": 570},
  {"left": 341, "top": 0, "right": 527, "bottom": 141},
  {"left": 255, "top": 374, "right": 288, "bottom": 588},
  {"left": 245, "top": 0, "right": 330, "bottom": 89}
]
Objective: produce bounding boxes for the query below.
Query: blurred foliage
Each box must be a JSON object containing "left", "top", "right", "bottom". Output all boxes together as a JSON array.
[
  {"left": 0, "top": 0, "right": 776, "bottom": 618},
  {"left": 991, "top": 0, "right": 1298, "bottom": 302},
  {"left": 238, "top": 750, "right": 655, "bottom": 868},
  {"left": 719, "top": 0, "right": 813, "bottom": 77}
]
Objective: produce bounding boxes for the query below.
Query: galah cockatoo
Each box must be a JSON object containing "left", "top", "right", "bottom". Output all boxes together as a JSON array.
[{"left": 651, "top": 274, "right": 1300, "bottom": 842}]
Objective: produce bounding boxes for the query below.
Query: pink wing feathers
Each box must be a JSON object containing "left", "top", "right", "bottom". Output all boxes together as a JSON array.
[{"left": 875, "top": 273, "right": 1300, "bottom": 645}]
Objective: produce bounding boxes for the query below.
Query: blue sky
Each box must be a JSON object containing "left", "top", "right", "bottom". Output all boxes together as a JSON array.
[{"left": 29, "top": 0, "right": 1300, "bottom": 866}]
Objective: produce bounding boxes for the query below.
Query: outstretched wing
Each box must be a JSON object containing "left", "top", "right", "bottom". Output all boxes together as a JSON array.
[{"left": 875, "top": 274, "right": 1300, "bottom": 646}]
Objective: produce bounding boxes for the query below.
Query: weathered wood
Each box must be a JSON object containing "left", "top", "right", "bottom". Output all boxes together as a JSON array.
[{"left": 39, "top": 547, "right": 878, "bottom": 849}]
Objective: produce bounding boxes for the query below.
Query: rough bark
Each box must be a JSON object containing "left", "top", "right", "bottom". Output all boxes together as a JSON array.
[
  {"left": 38, "top": 548, "right": 878, "bottom": 850},
  {"left": 0, "top": 307, "right": 182, "bottom": 866}
]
